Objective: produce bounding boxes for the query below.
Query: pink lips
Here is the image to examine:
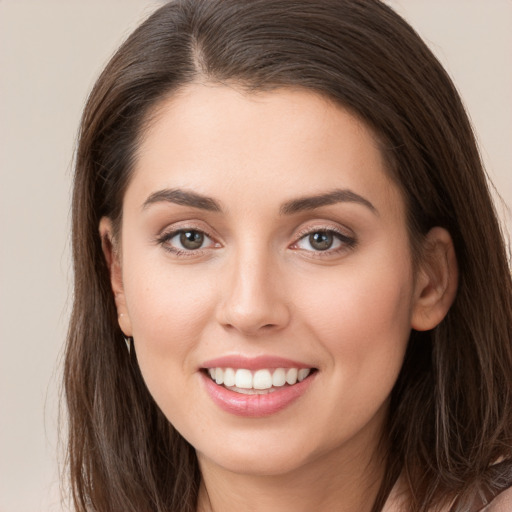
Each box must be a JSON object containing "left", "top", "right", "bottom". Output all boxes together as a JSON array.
[{"left": 200, "top": 355, "right": 316, "bottom": 417}]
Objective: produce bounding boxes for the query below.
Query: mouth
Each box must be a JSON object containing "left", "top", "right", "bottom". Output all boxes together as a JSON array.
[{"left": 202, "top": 367, "right": 316, "bottom": 395}]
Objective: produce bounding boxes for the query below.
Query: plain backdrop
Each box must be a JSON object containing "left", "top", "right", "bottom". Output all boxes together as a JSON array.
[{"left": 0, "top": 1, "right": 510, "bottom": 511}]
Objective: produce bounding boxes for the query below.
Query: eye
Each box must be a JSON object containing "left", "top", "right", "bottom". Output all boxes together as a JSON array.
[
  {"left": 303, "top": 231, "right": 337, "bottom": 251},
  {"left": 176, "top": 230, "right": 207, "bottom": 250},
  {"left": 293, "top": 229, "right": 356, "bottom": 254},
  {"left": 158, "top": 228, "right": 218, "bottom": 254}
]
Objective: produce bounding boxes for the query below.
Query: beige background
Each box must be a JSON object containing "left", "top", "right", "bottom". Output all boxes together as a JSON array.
[{"left": 0, "top": 1, "right": 510, "bottom": 511}]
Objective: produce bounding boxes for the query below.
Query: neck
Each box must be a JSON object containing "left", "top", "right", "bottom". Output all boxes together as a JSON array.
[{"left": 196, "top": 426, "right": 388, "bottom": 512}]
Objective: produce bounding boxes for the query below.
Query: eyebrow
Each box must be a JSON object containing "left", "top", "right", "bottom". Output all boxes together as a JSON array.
[
  {"left": 142, "top": 188, "right": 222, "bottom": 212},
  {"left": 141, "top": 187, "right": 377, "bottom": 215},
  {"left": 280, "top": 189, "right": 377, "bottom": 215}
]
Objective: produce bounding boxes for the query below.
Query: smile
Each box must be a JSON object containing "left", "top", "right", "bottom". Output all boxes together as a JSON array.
[
  {"left": 207, "top": 367, "right": 312, "bottom": 394},
  {"left": 201, "top": 363, "right": 317, "bottom": 416}
]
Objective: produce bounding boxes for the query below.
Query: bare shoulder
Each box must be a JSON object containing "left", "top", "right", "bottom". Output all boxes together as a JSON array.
[
  {"left": 381, "top": 476, "right": 409, "bottom": 512},
  {"left": 382, "top": 477, "right": 512, "bottom": 512},
  {"left": 479, "top": 486, "right": 512, "bottom": 512}
]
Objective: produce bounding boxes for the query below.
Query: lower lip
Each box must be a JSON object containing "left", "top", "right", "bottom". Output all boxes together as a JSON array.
[{"left": 201, "top": 371, "right": 316, "bottom": 417}]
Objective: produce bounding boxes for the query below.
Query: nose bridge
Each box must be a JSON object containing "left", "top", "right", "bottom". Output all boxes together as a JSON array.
[{"left": 218, "top": 239, "right": 289, "bottom": 335}]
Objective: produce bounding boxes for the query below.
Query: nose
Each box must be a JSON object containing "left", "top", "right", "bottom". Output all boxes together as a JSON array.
[{"left": 216, "top": 247, "right": 291, "bottom": 336}]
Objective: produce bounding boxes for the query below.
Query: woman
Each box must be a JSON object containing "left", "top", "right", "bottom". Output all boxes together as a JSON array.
[{"left": 64, "top": 0, "right": 512, "bottom": 511}]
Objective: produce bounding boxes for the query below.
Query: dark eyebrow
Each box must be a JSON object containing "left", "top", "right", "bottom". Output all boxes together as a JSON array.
[
  {"left": 280, "top": 189, "right": 377, "bottom": 215},
  {"left": 142, "top": 188, "right": 222, "bottom": 212}
]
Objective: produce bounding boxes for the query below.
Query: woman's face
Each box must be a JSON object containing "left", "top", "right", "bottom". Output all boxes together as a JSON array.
[{"left": 107, "top": 85, "right": 427, "bottom": 477}]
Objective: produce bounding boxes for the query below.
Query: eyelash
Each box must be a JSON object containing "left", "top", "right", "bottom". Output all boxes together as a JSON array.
[
  {"left": 156, "top": 226, "right": 218, "bottom": 257},
  {"left": 156, "top": 225, "right": 357, "bottom": 258},
  {"left": 291, "top": 227, "right": 357, "bottom": 257}
]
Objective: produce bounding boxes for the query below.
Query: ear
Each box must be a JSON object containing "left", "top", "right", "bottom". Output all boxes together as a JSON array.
[
  {"left": 99, "top": 217, "right": 133, "bottom": 337},
  {"left": 411, "top": 227, "right": 458, "bottom": 331}
]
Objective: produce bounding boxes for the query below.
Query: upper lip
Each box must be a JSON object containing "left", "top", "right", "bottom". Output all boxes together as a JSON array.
[{"left": 200, "top": 355, "right": 313, "bottom": 371}]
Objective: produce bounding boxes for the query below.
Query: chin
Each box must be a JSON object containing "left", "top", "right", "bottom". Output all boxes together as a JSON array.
[
  {"left": 200, "top": 447, "right": 312, "bottom": 477},
  {"left": 193, "top": 426, "right": 335, "bottom": 478}
]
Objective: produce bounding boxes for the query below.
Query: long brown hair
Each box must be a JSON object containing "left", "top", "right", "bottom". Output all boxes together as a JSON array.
[{"left": 65, "top": 1, "right": 512, "bottom": 510}]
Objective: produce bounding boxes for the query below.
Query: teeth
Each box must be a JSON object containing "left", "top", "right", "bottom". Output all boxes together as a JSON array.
[
  {"left": 253, "top": 369, "right": 272, "bottom": 389},
  {"left": 206, "top": 367, "right": 313, "bottom": 390},
  {"left": 272, "top": 368, "right": 286, "bottom": 387},
  {"left": 223, "top": 367, "right": 236, "bottom": 387},
  {"left": 235, "top": 369, "right": 253, "bottom": 389},
  {"left": 286, "top": 368, "right": 298, "bottom": 385},
  {"left": 298, "top": 368, "right": 311, "bottom": 382}
]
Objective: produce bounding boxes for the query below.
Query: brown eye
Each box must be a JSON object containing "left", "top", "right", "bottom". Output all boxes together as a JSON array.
[
  {"left": 179, "top": 230, "right": 205, "bottom": 250},
  {"left": 308, "top": 231, "right": 334, "bottom": 251},
  {"left": 158, "top": 227, "right": 218, "bottom": 256},
  {"left": 293, "top": 228, "right": 356, "bottom": 255}
]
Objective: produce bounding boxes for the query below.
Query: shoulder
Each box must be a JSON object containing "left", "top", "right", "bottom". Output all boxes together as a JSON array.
[
  {"left": 479, "top": 486, "right": 512, "bottom": 512},
  {"left": 383, "top": 475, "right": 512, "bottom": 512}
]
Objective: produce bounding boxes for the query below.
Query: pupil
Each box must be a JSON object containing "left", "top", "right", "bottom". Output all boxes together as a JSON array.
[
  {"left": 180, "top": 230, "right": 204, "bottom": 250},
  {"left": 309, "top": 231, "right": 333, "bottom": 251}
]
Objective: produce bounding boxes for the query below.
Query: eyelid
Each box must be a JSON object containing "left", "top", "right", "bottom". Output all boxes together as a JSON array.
[
  {"left": 293, "top": 219, "right": 355, "bottom": 241},
  {"left": 293, "top": 222, "right": 353, "bottom": 240},
  {"left": 155, "top": 221, "right": 221, "bottom": 256},
  {"left": 154, "top": 220, "right": 356, "bottom": 257},
  {"left": 290, "top": 223, "right": 357, "bottom": 255},
  {"left": 155, "top": 218, "right": 220, "bottom": 239}
]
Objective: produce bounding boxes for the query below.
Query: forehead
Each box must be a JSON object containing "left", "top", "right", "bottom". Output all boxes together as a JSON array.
[{"left": 128, "top": 84, "right": 404, "bottom": 219}]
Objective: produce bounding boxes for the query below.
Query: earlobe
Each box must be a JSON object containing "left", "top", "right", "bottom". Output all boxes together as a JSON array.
[
  {"left": 99, "top": 217, "right": 133, "bottom": 337},
  {"left": 411, "top": 227, "right": 458, "bottom": 332}
]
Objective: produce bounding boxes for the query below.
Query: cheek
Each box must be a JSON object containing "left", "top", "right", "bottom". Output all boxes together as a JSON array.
[
  {"left": 122, "top": 264, "right": 221, "bottom": 432},
  {"left": 122, "top": 258, "right": 218, "bottom": 373},
  {"left": 294, "top": 252, "right": 414, "bottom": 375}
]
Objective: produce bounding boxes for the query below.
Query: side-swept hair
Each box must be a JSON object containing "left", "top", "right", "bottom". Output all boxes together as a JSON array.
[{"left": 65, "top": 1, "right": 512, "bottom": 510}]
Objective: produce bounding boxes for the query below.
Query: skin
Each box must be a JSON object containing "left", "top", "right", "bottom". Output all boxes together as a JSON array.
[{"left": 101, "top": 84, "right": 457, "bottom": 512}]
